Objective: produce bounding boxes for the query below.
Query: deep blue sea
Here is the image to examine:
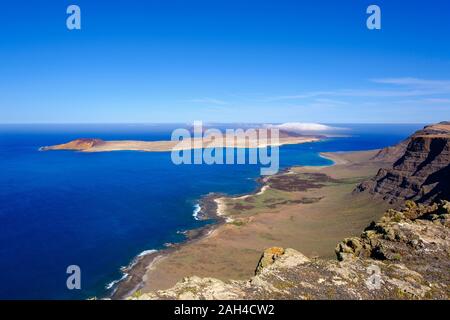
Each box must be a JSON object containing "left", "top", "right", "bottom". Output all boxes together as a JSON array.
[{"left": 0, "top": 123, "right": 424, "bottom": 299}]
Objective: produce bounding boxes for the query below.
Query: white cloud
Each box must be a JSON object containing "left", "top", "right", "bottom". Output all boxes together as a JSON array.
[
  {"left": 423, "top": 98, "right": 450, "bottom": 104},
  {"left": 268, "top": 122, "right": 343, "bottom": 133},
  {"left": 189, "top": 98, "right": 228, "bottom": 105},
  {"left": 371, "top": 77, "right": 450, "bottom": 89},
  {"left": 268, "top": 77, "right": 450, "bottom": 102}
]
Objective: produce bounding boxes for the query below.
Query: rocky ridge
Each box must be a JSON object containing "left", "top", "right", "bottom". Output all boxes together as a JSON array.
[{"left": 355, "top": 122, "right": 450, "bottom": 204}]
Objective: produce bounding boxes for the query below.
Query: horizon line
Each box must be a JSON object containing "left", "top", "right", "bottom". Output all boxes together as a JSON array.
[{"left": 0, "top": 122, "right": 432, "bottom": 125}]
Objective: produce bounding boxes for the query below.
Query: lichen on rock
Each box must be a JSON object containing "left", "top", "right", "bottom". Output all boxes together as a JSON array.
[{"left": 255, "top": 247, "right": 285, "bottom": 275}]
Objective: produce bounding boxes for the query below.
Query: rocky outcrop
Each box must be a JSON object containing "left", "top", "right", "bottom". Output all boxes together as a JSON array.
[
  {"left": 355, "top": 122, "right": 450, "bottom": 204},
  {"left": 131, "top": 201, "right": 450, "bottom": 300},
  {"left": 255, "top": 247, "right": 285, "bottom": 275},
  {"left": 335, "top": 200, "right": 450, "bottom": 260}
]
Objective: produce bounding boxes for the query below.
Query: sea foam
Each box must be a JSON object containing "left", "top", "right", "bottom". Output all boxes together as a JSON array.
[
  {"left": 106, "top": 249, "right": 158, "bottom": 291},
  {"left": 105, "top": 273, "right": 128, "bottom": 290},
  {"left": 192, "top": 203, "right": 201, "bottom": 220}
]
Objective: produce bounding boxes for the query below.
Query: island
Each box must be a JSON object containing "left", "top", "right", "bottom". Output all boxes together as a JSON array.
[{"left": 39, "top": 130, "right": 322, "bottom": 153}]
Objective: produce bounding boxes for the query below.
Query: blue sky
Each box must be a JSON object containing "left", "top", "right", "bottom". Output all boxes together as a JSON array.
[{"left": 0, "top": 0, "right": 449, "bottom": 123}]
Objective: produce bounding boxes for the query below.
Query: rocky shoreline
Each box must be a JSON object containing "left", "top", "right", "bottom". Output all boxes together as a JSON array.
[
  {"left": 110, "top": 184, "right": 268, "bottom": 298},
  {"left": 110, "top": 194, "right": 226, "bottom": 299}
]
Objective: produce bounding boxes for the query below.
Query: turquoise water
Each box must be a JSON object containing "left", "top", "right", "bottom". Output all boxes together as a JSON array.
[{"left": 0, "top": 124, "right": 423, "bottom": 299}]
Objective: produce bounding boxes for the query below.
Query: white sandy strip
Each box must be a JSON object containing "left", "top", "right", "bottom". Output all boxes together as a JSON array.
[
  {"left": 141, "top": 254, "right": 168, "bottom": 285},
  {"left": 319, "top": 152, "right": 349, "bottom": 165},
  {"left": 256, "top": 185, "right": 269, "bottom": 195},
  {"left": 234, "top": 194, "right": 251, "bottom": 200},
  {"left": 214, "top": 198, "right": 227, "bottom": 216},
  {"left": 217, "top": 185, "right": 269, "bottom": 223},
  {"left": 214, "top": 198, "right": 235, "bottom": 223},
  {"left": 231, "top": 185, "right": 270, "bottom": 202}
]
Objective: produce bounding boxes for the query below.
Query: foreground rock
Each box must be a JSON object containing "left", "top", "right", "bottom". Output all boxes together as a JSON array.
[
  {"left": 355, "top": 122, "right": 450, "bottom": 204},
  {"left": 131, "top": 201, "right": 450, "bottom": 300}
]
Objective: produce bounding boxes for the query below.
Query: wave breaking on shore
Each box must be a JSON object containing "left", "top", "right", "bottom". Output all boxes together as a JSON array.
[{"left": 105, "top": 249, "right": 158, "bottom": 293}]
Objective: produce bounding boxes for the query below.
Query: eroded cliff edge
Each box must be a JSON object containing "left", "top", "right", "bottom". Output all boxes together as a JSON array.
[{"left": 355, "top": 122, "right": 450, "bottom": 204}]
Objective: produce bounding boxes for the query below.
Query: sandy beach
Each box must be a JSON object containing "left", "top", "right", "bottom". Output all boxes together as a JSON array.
[{"left": 111, "top": 148, "right": 393, "bottom": 299}]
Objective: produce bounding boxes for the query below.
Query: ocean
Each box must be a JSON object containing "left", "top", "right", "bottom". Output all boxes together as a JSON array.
[{"left": 0, "top": 123, "right": 424, "bottom": 299}]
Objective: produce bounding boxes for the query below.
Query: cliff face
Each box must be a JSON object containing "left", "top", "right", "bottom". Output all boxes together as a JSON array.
[
  {"left": 132, "top": 201, "right": 450, "bottom": 300},
  {"left": 355, "top": 122, "right": 450, "bottom": 204}
]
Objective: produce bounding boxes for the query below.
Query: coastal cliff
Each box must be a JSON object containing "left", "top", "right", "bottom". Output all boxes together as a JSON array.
[
  {"left": 132, "top": 201, "right": 450, "bottom": 300},
  {"left": 355, "top": 122, "right": 450, "bottom": 204}
]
